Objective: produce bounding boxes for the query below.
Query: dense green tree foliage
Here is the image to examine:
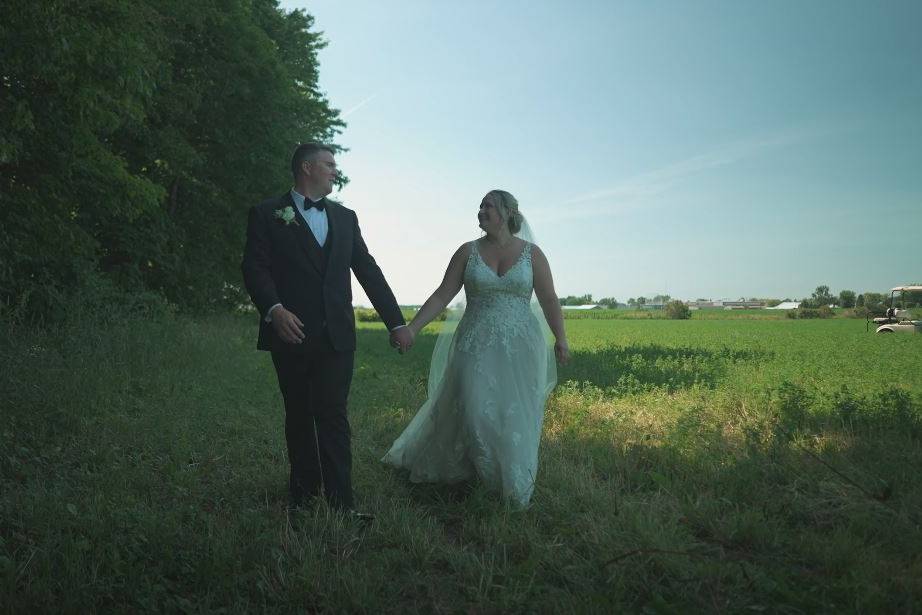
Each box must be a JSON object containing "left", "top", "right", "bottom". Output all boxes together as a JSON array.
[
  {"left": 1, "top": 0, "right": 343, "bottom": 318},
  {"left": 560, "top": 294, "right": 594, "bottom": 306},
  {"left": 838, "top": 289, "right": 856, "bottom": 309}
]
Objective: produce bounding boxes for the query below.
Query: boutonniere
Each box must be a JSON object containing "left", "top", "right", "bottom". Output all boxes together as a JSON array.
[{"left": 274, "top": 206, "right": 298, "bottom": 226}]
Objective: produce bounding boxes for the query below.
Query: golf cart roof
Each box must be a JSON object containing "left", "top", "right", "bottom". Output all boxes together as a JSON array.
[{"left": 891, "top": 286, "right": 922, "bottom": 292}]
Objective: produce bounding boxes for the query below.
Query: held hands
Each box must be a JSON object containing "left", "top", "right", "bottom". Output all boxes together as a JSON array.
[
  {"left": 271, "top": 307, "right": 305, "bottom": 344},
  {"left": 390, "top": 326, "right": 415, "bottom": 354},
  {"left": 554, "top": 339, "right": 570, "bottom": 365}
]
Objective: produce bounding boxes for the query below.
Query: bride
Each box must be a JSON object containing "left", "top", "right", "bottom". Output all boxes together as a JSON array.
[{"left": 382, "top": 190, "right": 569, "bottom": 508}]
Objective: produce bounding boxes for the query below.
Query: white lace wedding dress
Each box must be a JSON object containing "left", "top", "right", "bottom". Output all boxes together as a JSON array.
[{"left": 382, "top": 239, "right": 556, "bottom": 508}]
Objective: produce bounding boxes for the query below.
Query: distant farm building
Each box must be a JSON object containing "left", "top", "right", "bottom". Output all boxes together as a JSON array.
[
  {"left": 561, "top": 304, "right": 603, "bottom": 310},
  {"left": 686, "top": 300, "right": 767, "bottom": 310},
  {"left": 767, "top": 301, "right": 801, "bottom": 310},
  {"left": 720, "top": 301, "right": 767, "bottom": 309}
]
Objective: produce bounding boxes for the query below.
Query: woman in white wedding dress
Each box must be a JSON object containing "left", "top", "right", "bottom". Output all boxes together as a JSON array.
[{"left": 382, "top": 190, "right": 569, "bottom": 508}]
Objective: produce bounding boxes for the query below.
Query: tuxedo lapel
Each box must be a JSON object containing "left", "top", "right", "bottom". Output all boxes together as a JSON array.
[
  {"left": 275, "top": 194, "right": 324, "bottom": 275},
  {"left": 327, "top": 199, "right": 343, "bottom": 268}
]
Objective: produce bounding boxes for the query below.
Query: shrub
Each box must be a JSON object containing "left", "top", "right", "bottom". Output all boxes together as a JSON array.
[
  {"left": 353, "top": 307, "right": 447, "bottom": 323},
  {"left": 355, "top": 308, "right": 382, "bottom": 322},
  {"left": 790, "top": 306, "right": 834, "bottom": 319},
  {"left": 843, "top": 307, "right": 872, "bottom": 319},
  {"left": 665, "top": 300, "right": 691, "bottom": 320}
]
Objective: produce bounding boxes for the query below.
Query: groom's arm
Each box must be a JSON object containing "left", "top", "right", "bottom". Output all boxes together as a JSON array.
[
  {"left": 348, "top": 211, "right": 405, "bottom": 331},
  {"left": 241, "top": 205, "right": 281, "bottom": 318}
]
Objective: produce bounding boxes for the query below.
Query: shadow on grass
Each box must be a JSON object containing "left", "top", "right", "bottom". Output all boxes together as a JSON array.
[
  {"left": 353, "top": 326, "right": 437, "bottom": 374},
  {"left": 559, "top": 343, "right": 773, "bottom": 395},
  {"left": 5, "top": 314, "right": 921, "bottom": 612},
  {"left": 351, "top": 331, "right": 780, "bottom": 506},
  {"left": 546, "top": 376, "right": 922, "bottom": 507}
]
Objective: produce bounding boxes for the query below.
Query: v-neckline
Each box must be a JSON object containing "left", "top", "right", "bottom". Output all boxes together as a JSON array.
[{"left": 475, "top": 239, "right": 528, "bottom": 278}]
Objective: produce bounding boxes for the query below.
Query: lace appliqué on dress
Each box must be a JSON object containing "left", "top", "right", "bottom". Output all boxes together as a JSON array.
[{"left": 455, "top": 242, "right": 537, "bottom": 356}]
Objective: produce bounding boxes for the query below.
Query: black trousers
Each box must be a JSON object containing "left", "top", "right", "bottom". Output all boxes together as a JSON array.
[{"left": 271, "top": 334, "right": 355, "bottom": 510}]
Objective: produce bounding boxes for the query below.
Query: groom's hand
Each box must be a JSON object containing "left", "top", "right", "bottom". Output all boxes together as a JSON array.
[
  {"left": 271, "top": 307, "right": 305, "bottom": 344},
  {"left": 389, "top": 327, "right": 414, "bottom": 354}
]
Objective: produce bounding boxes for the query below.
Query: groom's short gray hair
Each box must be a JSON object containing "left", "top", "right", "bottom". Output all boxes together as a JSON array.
[{"left": 291, "top": 142, "right": 336, "bottom": 179}]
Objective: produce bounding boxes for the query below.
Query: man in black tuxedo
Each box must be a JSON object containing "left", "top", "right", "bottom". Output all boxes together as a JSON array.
[{"left": 242, "top": 143, "right": 414, "bottom": 513}]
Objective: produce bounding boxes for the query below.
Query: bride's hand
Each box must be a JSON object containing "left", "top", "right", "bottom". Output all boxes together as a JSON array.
[
  {"left": 390, "top": 326, "right": 414, "bottom": 354},
  {"left": 554, "top": 340, "right": 570, "bottom": 365}
]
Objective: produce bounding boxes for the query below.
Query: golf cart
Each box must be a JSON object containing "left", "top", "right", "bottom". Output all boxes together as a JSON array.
[{"left": 871, "top": 285, "right": 922, "bottom": 334}]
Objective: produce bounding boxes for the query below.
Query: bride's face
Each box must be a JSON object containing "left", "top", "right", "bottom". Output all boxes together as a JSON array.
[{"left": 477, "top": 195, "right": 503, "bottom": 233}]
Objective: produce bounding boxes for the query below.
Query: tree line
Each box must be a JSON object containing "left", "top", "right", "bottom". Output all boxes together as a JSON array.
[
  {"left": 559, "top": 286, "right": 898, "bottom": 313},
  {"left": 1, "top": 0, "right": 343, "bottom": 320},
  {"left": 799, "top": 285, "right": 893, "bottom": 312},
  {"left": 558, "top": 294, "right": 672, "bottom": 308}
]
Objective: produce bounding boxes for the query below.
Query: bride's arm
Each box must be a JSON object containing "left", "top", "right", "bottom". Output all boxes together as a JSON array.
[
  {"left": 407, "top": 243, "right": 470, "bottom": 337},
  {"left": 531, "top": 245, "right": 570, "bottom": 364}
]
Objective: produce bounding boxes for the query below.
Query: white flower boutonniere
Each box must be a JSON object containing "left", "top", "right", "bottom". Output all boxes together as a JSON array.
[{"left": 274, "top": 206, "right": 297, "bottom": 226}]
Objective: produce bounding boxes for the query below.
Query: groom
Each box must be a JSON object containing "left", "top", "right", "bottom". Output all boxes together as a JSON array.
[{"left": 242, "top": 143, "right": 413, "bottom": 513}]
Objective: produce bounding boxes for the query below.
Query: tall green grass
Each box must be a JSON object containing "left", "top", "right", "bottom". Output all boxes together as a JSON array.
[{"left": 2, "top": 309, "right": 921, "bottom": 612}]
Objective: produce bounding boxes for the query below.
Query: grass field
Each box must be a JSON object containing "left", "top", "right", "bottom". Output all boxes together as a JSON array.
[{"left": 3, "top": 310, "right": 921, "bottom": 612}]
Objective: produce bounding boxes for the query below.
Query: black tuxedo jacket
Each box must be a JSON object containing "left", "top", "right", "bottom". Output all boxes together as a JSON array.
[{"left": 241, "top": 192, "right": 405, "bottom": 353}]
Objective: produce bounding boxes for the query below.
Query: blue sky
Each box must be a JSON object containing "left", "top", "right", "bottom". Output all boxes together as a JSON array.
[{"left": 279, "top": 0, "right": 920, "bottom": 305}]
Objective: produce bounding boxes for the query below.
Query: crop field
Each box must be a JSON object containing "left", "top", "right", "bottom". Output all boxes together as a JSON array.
[
  {"left": 562, "top": 317, "right": 922, "bottom": 397},
  {"left": 3, "top": 312, "right": 921, "bottom": 612}
]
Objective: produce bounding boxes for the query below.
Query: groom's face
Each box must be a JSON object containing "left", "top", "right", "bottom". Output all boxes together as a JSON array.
[{"left": 304, "top": 151, "right": 338, "bottom": 197}]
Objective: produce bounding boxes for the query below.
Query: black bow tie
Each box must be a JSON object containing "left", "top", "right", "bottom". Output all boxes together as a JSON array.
[{"left": 305, "top": 198, "right": 325, "bottom": 212}]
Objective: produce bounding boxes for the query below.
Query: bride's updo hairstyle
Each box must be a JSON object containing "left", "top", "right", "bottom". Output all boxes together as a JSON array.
[{"left": 487, "top": 189, "right": 524, "bottom": 235}]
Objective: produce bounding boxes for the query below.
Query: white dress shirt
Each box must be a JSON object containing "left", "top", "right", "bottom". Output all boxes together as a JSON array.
[{"left": 290, "top": 188, "right": 329, "bottom": 247}]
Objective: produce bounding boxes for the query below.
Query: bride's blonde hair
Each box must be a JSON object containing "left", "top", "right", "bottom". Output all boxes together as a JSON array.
[{"left": 487, "top": 190, "right": 523, "bottom": 234}]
